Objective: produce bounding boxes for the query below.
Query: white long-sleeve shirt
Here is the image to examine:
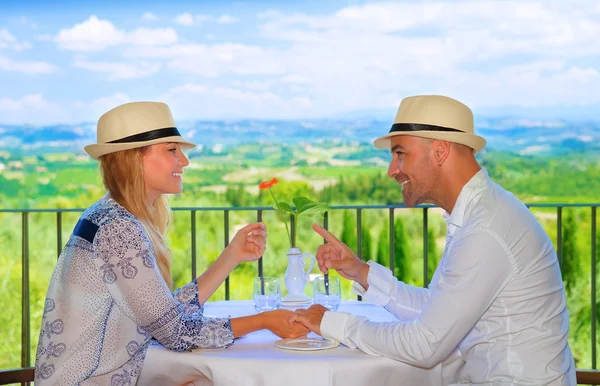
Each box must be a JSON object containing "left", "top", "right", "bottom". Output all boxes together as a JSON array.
[{"left": 321, "top": 169, "right": 576, "bottom": 385}]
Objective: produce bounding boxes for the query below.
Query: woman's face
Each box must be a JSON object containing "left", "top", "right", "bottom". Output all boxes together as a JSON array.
[{"left": 142, "top": 142, "right": 189, "bottom": 204}]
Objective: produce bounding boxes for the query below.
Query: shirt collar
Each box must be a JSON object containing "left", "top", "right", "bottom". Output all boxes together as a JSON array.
[{"left": 443, "top": 168, "right": 489, "bottom": 236}]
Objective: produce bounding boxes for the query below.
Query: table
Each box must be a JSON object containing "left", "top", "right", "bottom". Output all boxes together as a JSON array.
[{"left": 138, "top": 300, "right": 441, "bottom": 386}]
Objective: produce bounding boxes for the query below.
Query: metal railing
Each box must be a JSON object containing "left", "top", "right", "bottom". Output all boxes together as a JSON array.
[{"left": 0, "top": 202, "right": 598, "bottom": 383}]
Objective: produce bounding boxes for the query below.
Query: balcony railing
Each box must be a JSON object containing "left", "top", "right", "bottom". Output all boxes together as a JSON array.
[{"left": 0, "top": 202, "right": 598, "bottom": 385}]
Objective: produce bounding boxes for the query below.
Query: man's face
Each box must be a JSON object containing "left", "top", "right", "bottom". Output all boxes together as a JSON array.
[{"left": 387, "top": 136, "right": 437, "bottom": 207}]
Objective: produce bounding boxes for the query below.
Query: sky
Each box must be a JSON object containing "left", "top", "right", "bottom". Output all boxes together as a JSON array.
[{"left": 1, "top": 0, "right": 600, "bottom": 125}]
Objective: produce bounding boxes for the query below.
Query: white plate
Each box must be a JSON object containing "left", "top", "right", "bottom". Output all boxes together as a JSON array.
[
  {"left": 281, "top": 295, "right": 312, "bottom": 303},
  {"left": 274, "top": 338, "right": 340, "bottom": 351},
  {"left": 280, "top": 299, "right": 312, "bottom": 305}
]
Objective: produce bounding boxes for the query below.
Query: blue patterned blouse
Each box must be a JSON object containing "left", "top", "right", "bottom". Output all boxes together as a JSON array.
[{"left": 34, "top": 197, "right": 234, "bottom": 385}]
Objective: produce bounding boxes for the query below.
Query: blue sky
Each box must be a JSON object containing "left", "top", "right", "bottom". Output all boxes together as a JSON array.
[{"left": 1, "top": 0, "right": 600, "bottom": 125}]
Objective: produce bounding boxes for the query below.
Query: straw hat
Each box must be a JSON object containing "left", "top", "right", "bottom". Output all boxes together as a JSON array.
[
  {"left": 373, "top": 95, "right": 486, "bottom": 153},
  {"left": 84, "top": 101, "right": 196, "bottom": 160}
]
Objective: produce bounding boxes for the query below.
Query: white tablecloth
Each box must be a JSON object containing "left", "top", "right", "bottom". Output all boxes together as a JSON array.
[{"left": 138, "top": 300, "right": 441, "bottom": 386}]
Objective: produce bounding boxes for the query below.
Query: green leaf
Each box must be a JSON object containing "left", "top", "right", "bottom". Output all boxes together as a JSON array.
[
  {"left": 297, "top": 202, "right": 329, "bottom": 215},
  {"left": 292, "top": 196, "right": 315, "bottom": 211},
  {"left": 276, "top": 202, "right": 296, "bottom": 215}
]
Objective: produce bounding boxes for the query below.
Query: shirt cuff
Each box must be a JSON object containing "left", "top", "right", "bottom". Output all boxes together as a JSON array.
[
  {"left": 353, "top": 261, "right": 395, "bottom": 306},
  {"left": 320, "top": 311, "right": 357, "bottom": 349}
]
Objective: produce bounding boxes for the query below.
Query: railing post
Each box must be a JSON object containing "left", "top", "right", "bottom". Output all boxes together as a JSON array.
[
  {"left": 357, "top": 209, "right": 363, "bottom": 260},
  {"left": 191, "top": 210, "right": 197, "bottom": 280},
  {"left": 56, "top": 211, "right": 62, "bottom": 259},
  {"left": 21, "top": 211, "right": 31, "bottom": 386},
  {"left": 389, "top": 208, "right": 395, "bottom": 274},
  {"left": 423, "top": 207, "right": 429, "bottom": 288},
  {"left": 290, "top": 213, "right": 296, "bottom": 247},
  {"left": 592, "top": 206, "right": 597, "bottom": 371},
  {"left": 224, "top": 210, "right": 230, "bottom": 300},
  {"left": 557, "top": 206, "right": 563, "bottom": 269},
  {"left": 257, "top": 210, "right": 263, "bottom": 278},
  {"left": 357, "top": 208, "right": 363, "bottom": 301}
]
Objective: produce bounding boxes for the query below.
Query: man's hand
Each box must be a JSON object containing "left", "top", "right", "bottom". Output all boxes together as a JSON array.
[
  {"left": 263, "top": 309, "right": 309, "bottom": 338},
  {"left": 312, "top": 224, "right": 369, "bottom": 289},
  {"left": 288, "top": 304, "right": 328, "bottom": 336},
  {"left": 224, "top": 223, "right": 267, "bottom": 264}
]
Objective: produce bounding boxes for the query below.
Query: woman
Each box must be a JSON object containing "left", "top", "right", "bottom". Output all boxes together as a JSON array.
[{"left": 34, "top": 101, "right": 307, "bottom": 385}]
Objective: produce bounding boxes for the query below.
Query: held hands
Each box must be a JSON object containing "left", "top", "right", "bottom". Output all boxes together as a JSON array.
[
  {"left": 225, "top": 223, "right": 267, "bottom": 265},
  {"left": 263, "top": 309, "right": 309, "bottom": 338},
  {"left": 312, "top": 224, "right": 369, "bottom": 288},
  {"left": 288, "top": 304, "right": 328, "bottom": 336}
]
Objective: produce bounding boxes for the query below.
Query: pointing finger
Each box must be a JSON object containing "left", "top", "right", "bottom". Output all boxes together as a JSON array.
[{"left": 312, "top": 224, "right": 343, "bottom": 246}]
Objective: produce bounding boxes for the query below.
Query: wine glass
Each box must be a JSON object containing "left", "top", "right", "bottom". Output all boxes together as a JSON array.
[
  {"left": 313, "top": 275, "right": 341, "bottom": 311},
  {"left": 253, "top": 277, "right": 281, "bottom": 312}
]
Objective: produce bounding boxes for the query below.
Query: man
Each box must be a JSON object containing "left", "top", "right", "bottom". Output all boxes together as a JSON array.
[{"left": 291, "top": 95, "right": 576, "bottom": 385}]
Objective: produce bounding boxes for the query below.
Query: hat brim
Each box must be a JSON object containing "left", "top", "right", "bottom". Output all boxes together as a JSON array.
[
  {"left": 84, "top": 136, "right": 196, "bottom": 160},
  {"left": 373, "top": 131, "right": 486, "bottom": 154}
]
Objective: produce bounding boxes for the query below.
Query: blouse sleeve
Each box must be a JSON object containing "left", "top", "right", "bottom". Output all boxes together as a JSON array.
[{"left": 92, "top": 216, "right": 234, "bottom": 351}]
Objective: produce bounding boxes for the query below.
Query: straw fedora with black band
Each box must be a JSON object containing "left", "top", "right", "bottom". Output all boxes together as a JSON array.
[
  {"left": 84, "top": 101, "right": 196, "bottom": 160},
  {"left": 373, "top": 95, "right": 486, "bottom": 153}
]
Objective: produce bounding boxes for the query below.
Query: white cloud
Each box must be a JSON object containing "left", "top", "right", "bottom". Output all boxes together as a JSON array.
[
  {"left": 72, "top": 92, "right": 131, "bottom": 120},
  {"left": 431, "top": 64, "right": 600, "bottom": 109},
  {"left": 0, "top": 93, "right": 50, "bottom": 111},
  {"left": 563, "top": 66, "right": 599, "bottom": 83},
  {"left": 174, "top": 13, "right": 209, "bottom": 26},
  {"left": 160, "top": 83, "right": 313, "bottom": 119},
  {"left": 245, "top": 0, "right": 600, "bottom": 114},
  {"left": 54, "top": 16, "right": 124, "bottom": 51},
  {"left": 0, "top": 29, "right": 32, "bottom": 51},
  {"left": 128, "top": 43, "right": 285, "bottom": 76},
  {"left": 0, "top": 94, "right": 68, "bottom": 124},
  {"left": 128, "top": 28, "right": 178, "bottom": 46},
  {"left": 260, "top": 1, "right": 600, "bottom": 59},
  {"left": 0, "top": 29, "right": 16, "bottom": 44},
  {"left": 37, "top": 34, "right": 52, "bottom": 41},
  {"left": 213, "top": 87, "right": 282, "bottom": 104},
  {"left": 174, "top": 13, "right": 236, "bottom": 26},
  {"left": 0, "top": 55, "right": 55, "bottom": 75},
  {"left": 19, "top": 17, "right": 38, "bottom": 29},
  {"left": 281, "top": 74, "right": 312, "bottom": 84},
  {"left": 4, "top": 0, "right": 600, "bottom": 124},
  {"left": 174, "top": 13, "right": 195, "bottom": 26},
  {"left": 232, "top": 79, "right": 275, "bottom": 91},
  {"left": 217, "top": 15, "right": 238, "bottom": 24},
  {"left": 13, "top": 41, "right": 32, "bottom": 51},
  {"left": 168, "top": 84, "right": 209, "bottom": 94},
  {"left": 0, "top": 93, "right": 131, "bottom": 124},
  {"left": 54, "top": 15, "right": 177, "bottom": 51},
  {"left": 73, "top": 59, "right": 161, "bottom": 80},
  {"left": 142, "top": 12, "right": 159, "bottom": 22}
]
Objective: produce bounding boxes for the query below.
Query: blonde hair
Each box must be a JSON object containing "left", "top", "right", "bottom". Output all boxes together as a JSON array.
[{"left": 99, "top": 148, "right": 174, "bottom": 289}]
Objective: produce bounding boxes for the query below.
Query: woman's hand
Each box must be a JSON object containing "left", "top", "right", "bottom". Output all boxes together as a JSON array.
[
  {"left": 262, "top": 309, "right": 309, "bottom": 338},
  {"left": 225, "top": 223, "right": 267, "bottom": 265},
  {"left": 196, "top": 223, "right": 267, "bottom": 304},
  {"left": 288, "top": 304, "right": 328, "bottom": 336}
]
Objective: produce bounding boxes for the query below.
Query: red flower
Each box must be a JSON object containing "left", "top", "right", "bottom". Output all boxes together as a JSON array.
[
  {"left": 259, "top": 177, "right": 278, "bottom": 190},
  {"left": 257, "top": 177, "right": 328, "bottom": 248}
]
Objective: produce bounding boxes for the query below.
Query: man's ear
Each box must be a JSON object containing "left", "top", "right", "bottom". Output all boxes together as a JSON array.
[{"left": 432, "top": 139, "right": 451, "bottom": 166}]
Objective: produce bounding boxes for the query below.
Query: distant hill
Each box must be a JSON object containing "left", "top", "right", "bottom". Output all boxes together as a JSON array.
[{"left": 0, "top": 117, "right": 599, "bottom": 157}]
